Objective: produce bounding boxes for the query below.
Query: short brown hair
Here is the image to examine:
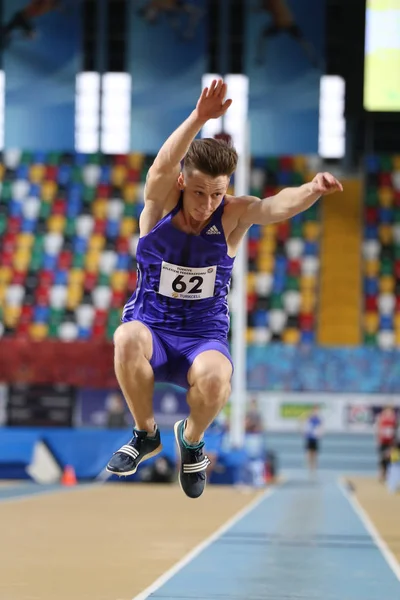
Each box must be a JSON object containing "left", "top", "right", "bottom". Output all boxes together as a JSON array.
[{"left": 184, "top": 138, "right": 238, "bottom": 178}]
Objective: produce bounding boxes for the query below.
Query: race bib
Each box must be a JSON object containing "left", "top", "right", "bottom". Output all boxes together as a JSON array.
[{"left": 158, "top": 261, "right": 217, "bottom": 300}]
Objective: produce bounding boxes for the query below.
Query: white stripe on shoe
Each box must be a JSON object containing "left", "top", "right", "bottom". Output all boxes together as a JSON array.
[
  {"left": 183, "top": 457, "right": 210, "bottom": 473},
  {"left": 118, "top": 445, "right": 140, "bottom": 459}
]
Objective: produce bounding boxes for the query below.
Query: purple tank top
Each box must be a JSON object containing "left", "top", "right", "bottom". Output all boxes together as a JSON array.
[{"left": 122, "top": 195, "right": 235, "bottom": 340}]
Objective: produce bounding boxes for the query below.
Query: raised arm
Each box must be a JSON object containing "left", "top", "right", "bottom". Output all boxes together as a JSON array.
[
  {"left": 237, "top": 172, "right": 343, "bottom": 226},
  {"left": 145, "top": 79, "right": 232, "bottom": 206}
]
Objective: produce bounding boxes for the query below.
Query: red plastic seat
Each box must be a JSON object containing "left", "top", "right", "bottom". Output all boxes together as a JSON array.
[
  {"left": 248, "top": 239, "right": 259, "bottom": 261},
  {"left": 111, "top": 289, "right": 125, "bottom": 308},
  {"left": 127, "top": 270, "right": 137, "bottom": 292},
  {"left": 379, "top": 173, "right": 392, "bottom": 187},
  {"left": 288, "top": 259, "right": 301, "bottom": 277},
  {"left": 53, "top": 199, "right": 66, "bottom": 216},
  {"left": 3, "top": 232, "right": 17, "bottom": 252},
  {"left": 116, "top": 236, "right": 130, "bottom": 254},
  {"left": 365, "top": 207, "right": 378, "bottom": 225},
  {"left": 8, "top": 217, "right": 21, "bottom": 234},
  {"left": 247, "top": 292, "right": 257, "bottom": 312},
  {"left": 97, "top": 183, "right": 110, "bottom": 198},
  {"left": 35, "top": 285, "right": 50, "bottom": 306},
  {"left": 45, "top": 165, "right": 58, "bottom": 180},
  {"left": 365, "top": 295, "right": 378, "bottom": 311},
  {"left": 58, "top": 251, "right": 72, "bottom": 270},
  {"left": 20, "top": 305, "right": 34, "bottom": 323},
  {"left": 127, "top": 168, "right": 140, "bottom": 182},
  {"left": 12, "top": 269, "right": 27, "bottom": 285},
  {"left": 299, "top": 312, "right": 314, "bottom": 331},
  {"left": 38, "top": 269, "right": 55, "bottom": 287},
  {"left": 93, "top": 219, "right": 107, "bottom": 235},
  {"left": 276, "top": 222, "right": 290, "bottom": 243},
  {"left": 84, "top": 271, "right": 98, "bottom": 292},
  {"left": 279, "top": 156, "right": 294, "bottom": 170}
]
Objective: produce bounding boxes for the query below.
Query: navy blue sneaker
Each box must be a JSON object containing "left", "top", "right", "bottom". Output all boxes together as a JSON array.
[
  {"left": 106, "top": 427, "right": 162, "bottom": 476},
  {"left": 174, "top": 420, "right": 210, "bottom": 499}
]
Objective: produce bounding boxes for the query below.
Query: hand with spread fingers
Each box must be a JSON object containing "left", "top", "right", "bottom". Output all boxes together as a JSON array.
[{"left": 195, "top": 79, "right": 233, "bottom": 121}]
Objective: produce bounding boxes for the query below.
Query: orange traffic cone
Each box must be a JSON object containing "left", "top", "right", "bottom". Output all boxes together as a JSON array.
[{"left": 61, "top": 465, "right": 77, "bottom": 486}]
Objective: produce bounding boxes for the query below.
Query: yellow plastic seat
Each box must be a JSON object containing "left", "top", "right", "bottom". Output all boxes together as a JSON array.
[
  {"left": 259, "top": 237, "right": 276, "bottom": 254},
  {"left": 0, "top": 163, "right": 4, "bottom": 181},
  {"left": 395, "top": 329, "right": 400, "bottom": 347},
  {"left": 92, "top": 199, "right": 108, "bottom": 219},
  {"left": 123, "top": 182, "right": 139, "bottom": 203},
  {"left": 364, "top": 259, "right": 380, "bottom": 278},
  {"left": 29, "top": 323, "right": 48, "bottom": 341},
  {"left": 262, "top": 223, "right": 276, "bottom": 237},
  {"left": 0, "top": 284, "right": 6, "bottom": 307},
  {"left": 68, "top": 269, "right": 85, "bottom": 286},
  {"left": 364, "top": 311, "right": 379, "bottom": 334},
  {"left": 300, "top": 275, "right": 317, "bottom": 291},
  {"left": 41, "top": 180, "right": 57, "bottom": 202},
  {"left": 378, "top": 186, "right": 393, "bottom": 208},
  {"left": 0, "top": 266, "right": 12, "bottom": 284},
  {"left": 112, "top": 165, "right": 127, "bottom": 187},
  {"left": 3, "top": 305, "right": 21, "bottom": 328},
  {"left": 17, "top": 232, "right": 34, "bottom": 250},
  {"left": 29, "top": 164, "right": 45, "bottom": 184},
  {"left": 301, "top": 291, "right": 316, "bottom": 313},
  {"left": 246, "top": 273, "right": 256, "bottom": 294},
  {"left": 246, "top": 328, "right": 255, "bottom": 344},
  {"left": 293, "top": 155, "right": 307, "bottom": 172},
  {"left": 128, "top": 153, "right": 145, "bottom": 170},
  {"left": 47, "top": 215, "right": 66, "bottom": 234},
  {"left": 393, "top": 156, "right": 400, "bottom": 171},
  {"left": 257, "top": 254, "right": 274, "bottom": 273},
  {"left": 13, "top": 249, "right": 30, "bottom": 271},
  {"left": 88, "top": 233, "right": 106, "bottom": 252},
  {"left": 394, "top": 313, "right": 400, "bottom": 331},
  {"left": 111, "top": 270, "right": 128, "bottom": 291},
  {"left": 303, "top": 221, "right": 320, "bottom": 242},
  {"left": 85, "top": 251, "right": 100, "bottom": 273},
  {"left": 120, "top": 217, "right": 136, "bottom": 237},
  {"left": 67, "top": 284, "right": 83, "bottom": 310},
  {"left": 282, "top": 328, "right": 300, "bottom": 345},
  {"left": 380, "top": 275, "right": 395, "bottom": 294},
  {"left": 378, "top": 224, "right": 393, "bottom": 245}
]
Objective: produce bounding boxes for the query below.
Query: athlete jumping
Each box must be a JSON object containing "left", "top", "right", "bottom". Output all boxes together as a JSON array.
[{"left": 106, "top": 80, "right": 343, "bottom": 498}]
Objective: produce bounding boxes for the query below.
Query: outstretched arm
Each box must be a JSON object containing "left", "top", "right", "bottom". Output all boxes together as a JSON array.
[
  {"left": 237, "top": 172, "right": 343, "bottom": 226},
  {"left": 145, "top": 80, "right": 232, "bottom": 204}
]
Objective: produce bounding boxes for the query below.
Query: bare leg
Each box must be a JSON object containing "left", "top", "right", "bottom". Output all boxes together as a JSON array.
[
  {"left": 113, "top": 321, "right": 155, "bottom": 435},
  {"left": 184, "top": 350, "right": 232, "bottom": 444}
]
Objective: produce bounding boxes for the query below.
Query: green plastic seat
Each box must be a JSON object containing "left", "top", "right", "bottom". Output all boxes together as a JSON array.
[
  {"left": 270, "top": 295, "right": 284, "bottom": 309},
  {"left": 72, "top": 253, "right": 85, "bottom": 269}
]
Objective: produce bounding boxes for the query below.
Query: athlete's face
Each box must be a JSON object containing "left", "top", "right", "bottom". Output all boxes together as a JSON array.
[{"left": 179, "top": 170, "right": 230, "bottom": 222}]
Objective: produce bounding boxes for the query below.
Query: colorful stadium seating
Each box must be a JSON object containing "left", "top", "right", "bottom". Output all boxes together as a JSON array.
[
  {"left": 363, "top": 155, "right": 400, "bottom": 349},
  {"left": 0, "top": 151, "right": 319, "bottom": 345}
]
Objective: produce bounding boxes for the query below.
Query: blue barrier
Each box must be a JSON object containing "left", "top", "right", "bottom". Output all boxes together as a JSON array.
[{"left": 0, "top": 428, "right": 246, "bottom": 483}]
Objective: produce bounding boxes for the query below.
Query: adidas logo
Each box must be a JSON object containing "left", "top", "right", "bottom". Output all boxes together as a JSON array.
[{"left": 205, "top": 225, "right": 221, "bottom": 235}]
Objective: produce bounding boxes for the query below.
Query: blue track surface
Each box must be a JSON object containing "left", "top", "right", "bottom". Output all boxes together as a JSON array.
[{"left": 144, "top": 474, "right": 400, "bottom": 599}]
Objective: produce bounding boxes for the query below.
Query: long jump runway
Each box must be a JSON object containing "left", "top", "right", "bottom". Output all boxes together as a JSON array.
[{"left": 0, "top": 474, "right": 399, "bottom": 600}]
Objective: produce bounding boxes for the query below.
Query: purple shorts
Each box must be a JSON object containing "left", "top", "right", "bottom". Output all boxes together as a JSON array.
[{"left": 137, "top": 321, "right": 233, "bottom": 390}]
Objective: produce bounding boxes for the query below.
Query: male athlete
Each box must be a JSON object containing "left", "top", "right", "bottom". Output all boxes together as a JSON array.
[{"left": 106, "top": 79, "right": 343, "bottom": 498}]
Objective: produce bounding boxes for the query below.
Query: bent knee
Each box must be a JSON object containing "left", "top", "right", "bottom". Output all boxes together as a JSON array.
[
  {"left": 195, "top": 371, "right": 231, "bottom": 403},
  {"left": 114, "top": 322, "right": 152, "bottom": 361}
]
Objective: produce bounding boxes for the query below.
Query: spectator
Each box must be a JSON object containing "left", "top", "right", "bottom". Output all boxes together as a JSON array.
[
  {"left": 376, "top": 406, "right": 397, "bottom": 483},
  {"left": 1, "top": 0, "right": 62, "bottom": 48},
  {"left": 303, "top": 405, "right": 323, "bottom": 476},
  {"left": 253, "top": 0, "right": 321, "bottom": 68},
  {"left": 105, "top": 392, "right": 129, "bottom": 429},
  {"left": 138, "top": 0, "right": 204, "bottom": 41}
]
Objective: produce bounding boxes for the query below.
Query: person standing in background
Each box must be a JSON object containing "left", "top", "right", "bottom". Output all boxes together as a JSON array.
[
  {"left": 376, "top": 406, "right": 397, "bottom": 483},
  {"left": 303, "top": 405, "right": 323, "bottom": 476}
]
